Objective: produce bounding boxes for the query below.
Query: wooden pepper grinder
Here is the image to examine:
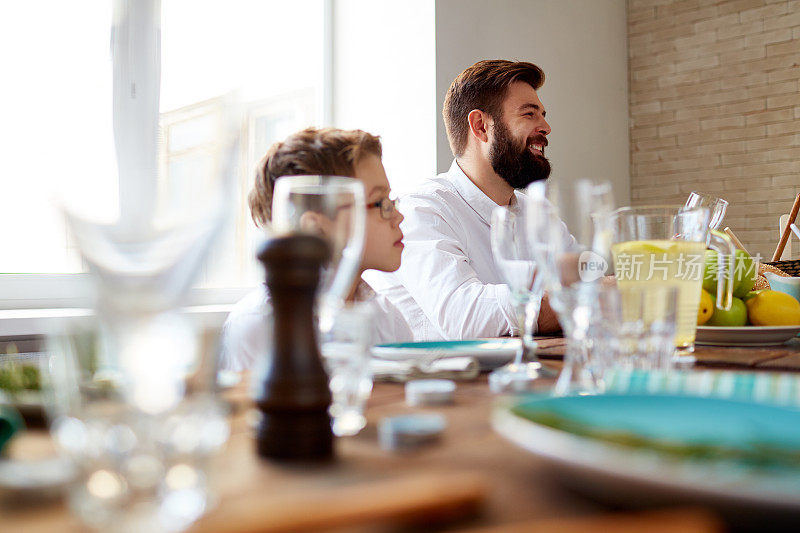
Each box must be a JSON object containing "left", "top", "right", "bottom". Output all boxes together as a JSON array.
[{"left": 255, "top": 234, "right": 333, "bottom": 460}]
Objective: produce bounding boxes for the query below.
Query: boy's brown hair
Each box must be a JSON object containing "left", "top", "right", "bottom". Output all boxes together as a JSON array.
[
  {"left": 443, "top": 59, "right": 545, "bottom": 158},
  {"left": 248, "top": 127, "right": 382, "bottom": 227}
]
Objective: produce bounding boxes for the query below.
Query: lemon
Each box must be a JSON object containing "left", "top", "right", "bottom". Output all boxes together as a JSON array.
[
  {"left": 746, "top": 290, "right": 800, "bottom": 326},
  {"left": 697, "top": 289, "right": 713, "bottom": 325}
]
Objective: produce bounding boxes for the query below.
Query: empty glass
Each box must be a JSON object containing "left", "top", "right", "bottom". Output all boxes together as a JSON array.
[
  {"left": 270, "top": 175, "right": 366, "bottom": 332},
  {"left": 526, "top": 179, "right": 615, "bottom": 396},
  {"left": 488, "top": 205, "right": 550, "bottom": 393},
  {"left": 588, "top": 285, "right": 679, "bottom": 373},
  {"left": 319, "top": 303, "right": 374, "bottom": 436},
  {"left": 47, "top": 2, "right": 240, "bottom": 529},
  {"left": 55, "top": 94, "right": 239, "bottom": 533},
  {"left": 685, "top": 191, "right": 728, "bottom": 231},
  {"left": 48, "top": 316, "right": 229, "bottom": 533}
]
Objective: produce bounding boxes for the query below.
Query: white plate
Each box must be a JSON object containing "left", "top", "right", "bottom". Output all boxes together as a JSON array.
[
  {"left": 493, "top": 395, "right": 800, "bottom": 524},
  {"left": 372, "top": 339, "right": 520, "bottom": 369},
  {"left": 695, "top": 325, "right": 800, "bottom": 346}
]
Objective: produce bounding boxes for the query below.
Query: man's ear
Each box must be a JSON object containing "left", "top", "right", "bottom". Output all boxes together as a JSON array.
[{"left": 467, "top": 109, "right": 490, "bottom": 144}]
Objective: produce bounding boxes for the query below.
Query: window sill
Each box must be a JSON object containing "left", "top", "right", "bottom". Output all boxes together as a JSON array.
[{"left": 0, "top": 305, "right": 234, "bottom": 338}]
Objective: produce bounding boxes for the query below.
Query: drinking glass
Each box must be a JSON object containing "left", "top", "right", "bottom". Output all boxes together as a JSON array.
[
  {"left": 54, "top": 102, "right": 239, "bottom": 531},
  {"left": 588, "top": 285, "right": 678, "bottom": 373},
  {"left": 270, "top": 175, "right": 366, "bottom": 332},
  {"left": 49, "top": 317, "right": 228, "bottom": 533},
  {"left": 685, "top": 191, "right": 728, "bottom": 231},
  {"left": 319, "top": 303, "right": 373, "bottom": 436},
  {"left": 610, "top": 206, "right": 734, "bottom": 361},
  {"left": 488, "top": 205, "right": 551, "bottom": 393},
  {"left": 526, "top": 179, "right": 615, "bottom": 396}
]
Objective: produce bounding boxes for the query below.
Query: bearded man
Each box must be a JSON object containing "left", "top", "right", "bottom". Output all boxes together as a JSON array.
[{"left": 365, "top": 59, "right": 572, "bottom": 339}]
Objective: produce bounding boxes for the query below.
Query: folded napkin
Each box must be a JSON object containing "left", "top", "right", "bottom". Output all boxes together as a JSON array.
[{"left": 371, "top": 357, "right": 479, "bottom": 382}]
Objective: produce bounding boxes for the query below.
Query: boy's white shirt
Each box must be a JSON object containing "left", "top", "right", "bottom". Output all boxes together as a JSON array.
[{"left": 219, "top": 277, "right": 413, "bottom": 371}]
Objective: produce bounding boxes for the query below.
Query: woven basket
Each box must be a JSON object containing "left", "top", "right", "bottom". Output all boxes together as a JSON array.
[{"left": 765, "top": 260, "right": 800, "bottom": 277}]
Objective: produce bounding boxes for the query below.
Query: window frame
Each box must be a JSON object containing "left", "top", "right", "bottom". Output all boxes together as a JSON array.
[{"left": 0, "top": 0, "right": 333, "bottom": 315}]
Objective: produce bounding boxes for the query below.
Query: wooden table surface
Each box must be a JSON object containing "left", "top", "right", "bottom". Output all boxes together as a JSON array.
[
  {"left": 535, "top": 336, "right": 800, "bottom": 371},
  {"left": 9, "top": 336, "right": 800, "bottom": 532}
]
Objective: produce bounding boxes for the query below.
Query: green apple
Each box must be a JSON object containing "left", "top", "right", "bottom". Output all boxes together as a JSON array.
[
  {"left": 702, "top": 250, "right": 717, "bottom": 293},
  {"left": 732, "top": 249, "right": 757, "bottom": 297},
  {"left": 703, "top": 249, "right": 757, "bottom": 298},
  {"left": 707, "top": 297, "right": 748, "bottom": 327}
]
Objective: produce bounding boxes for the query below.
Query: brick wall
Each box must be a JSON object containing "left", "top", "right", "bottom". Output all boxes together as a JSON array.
[{"left": 628, "top": 0, "right": 800, "bottom": 260}]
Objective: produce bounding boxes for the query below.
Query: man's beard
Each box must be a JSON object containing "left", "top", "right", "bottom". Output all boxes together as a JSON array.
[{"left": 488, "top": 119, "right": 551, "bottom": 189}]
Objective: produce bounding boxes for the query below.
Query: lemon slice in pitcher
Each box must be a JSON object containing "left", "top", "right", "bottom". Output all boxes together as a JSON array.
[{"left": 612, "top": 240, "right": 680, "bottom": 256}]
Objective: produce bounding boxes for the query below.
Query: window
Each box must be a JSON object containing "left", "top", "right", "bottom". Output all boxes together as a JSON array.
[{"left": 0, "top": 0, "right": 325, "bottom": 306}]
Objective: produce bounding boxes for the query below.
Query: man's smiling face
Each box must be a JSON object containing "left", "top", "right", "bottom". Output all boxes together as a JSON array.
[{"left": 488, "top": 81, "right": 552, "bottom": 189}]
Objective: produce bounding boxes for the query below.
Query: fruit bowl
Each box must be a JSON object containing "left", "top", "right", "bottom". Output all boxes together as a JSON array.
[{"left": 695, "top": 325, "right": 800, "bottom": 346}]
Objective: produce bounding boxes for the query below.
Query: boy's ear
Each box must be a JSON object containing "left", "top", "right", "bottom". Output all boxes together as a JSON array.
[
  {"left": 467, "top": 109, "right": 490, "bottom": 144},
  {"left": 299, "top": 211, "right": 329, "bottom": 237}
]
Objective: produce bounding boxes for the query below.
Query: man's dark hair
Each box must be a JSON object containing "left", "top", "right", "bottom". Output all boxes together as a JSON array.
[{"left": 443, "top": 59, "right": 545, "bottom": 157}]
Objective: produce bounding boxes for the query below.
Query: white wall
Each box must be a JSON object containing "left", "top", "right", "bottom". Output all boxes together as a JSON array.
[
  {"left": 332, "top": 0, "right": 437, "bottom": 196},
  {"left": 331, "top": 0, "right": 630, "bottom": 209},
  {"left": 435, "top": 0, "right": 631, "bottom": 209}
]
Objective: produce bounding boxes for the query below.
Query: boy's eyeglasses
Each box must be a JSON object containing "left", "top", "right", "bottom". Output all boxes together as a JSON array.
[{"left": 367, "top": 197, "right": 400, "bottom": 220}]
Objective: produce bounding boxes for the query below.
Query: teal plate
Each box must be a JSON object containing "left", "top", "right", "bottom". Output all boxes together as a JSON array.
[
  {"left": 493, "top": 394, "right": 800, "bottom": 515},
  {"left": 372, "top": 339, "right": 520, "bottom": 369},
  {"left": 511, "top": 394, "right": 800, "bottom": 457}
]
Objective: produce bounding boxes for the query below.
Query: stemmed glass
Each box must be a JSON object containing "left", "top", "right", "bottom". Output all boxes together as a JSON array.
[
  {"left": 526, "top": 179, "right": 615, "bottom": 396},
  {"left": 686, "top": 191, "right": 728, "bottom": 230},
  {"left": 52, "top": 101, "right": 240, "bottom": 532},
  {"left": 269, "top": 176, "right": 367, "bottom": 435},
  {"left": 270, "top": 175, "right": 366, "bottom": 332},
  {"left": 488, "top": 205, "right": 552, "bottom": 393}
]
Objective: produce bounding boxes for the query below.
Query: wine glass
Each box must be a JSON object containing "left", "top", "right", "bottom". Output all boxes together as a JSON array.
[
  {"left": 488, "top": 205, "right": 552, "bottom": 393},
  {"left": 686, "top": 191, "right": 728, "bottom": 230},
  {"left": 53, "top": 98, "right": 240, "bottom": 532},
  {"left": 270, "top": 175, "right": 366, "bottom": 332},
  {"left": 526, "top": 179, "right": 615, "bottom": 396}
]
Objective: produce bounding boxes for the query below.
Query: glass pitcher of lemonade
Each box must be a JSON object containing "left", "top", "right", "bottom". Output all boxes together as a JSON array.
[{"left": 610, "top": 206, "right": 734, "bottom": 356}]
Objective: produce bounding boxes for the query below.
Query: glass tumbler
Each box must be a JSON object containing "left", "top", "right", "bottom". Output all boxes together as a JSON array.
[
  {"left": 588, "top": 285, "right": 679, "bottom": 373},
  {"left": 48, "top": 316, "right": 229, "bottom": 533},
  {"left": 319, "top": 303, "right": 374, "bottom": 437}
]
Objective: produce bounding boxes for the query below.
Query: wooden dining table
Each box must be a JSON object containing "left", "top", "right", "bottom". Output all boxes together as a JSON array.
[
  {"left": 535, "top": 336, "right": 800, "bottom": 371},
  {"left": 7, "top": 336, "right": 800, "bottom": 533}
]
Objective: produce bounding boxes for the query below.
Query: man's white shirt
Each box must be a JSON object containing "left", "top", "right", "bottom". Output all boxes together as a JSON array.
[{"left": 364, "top": 159, "right": 573, "bottom": 341}]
